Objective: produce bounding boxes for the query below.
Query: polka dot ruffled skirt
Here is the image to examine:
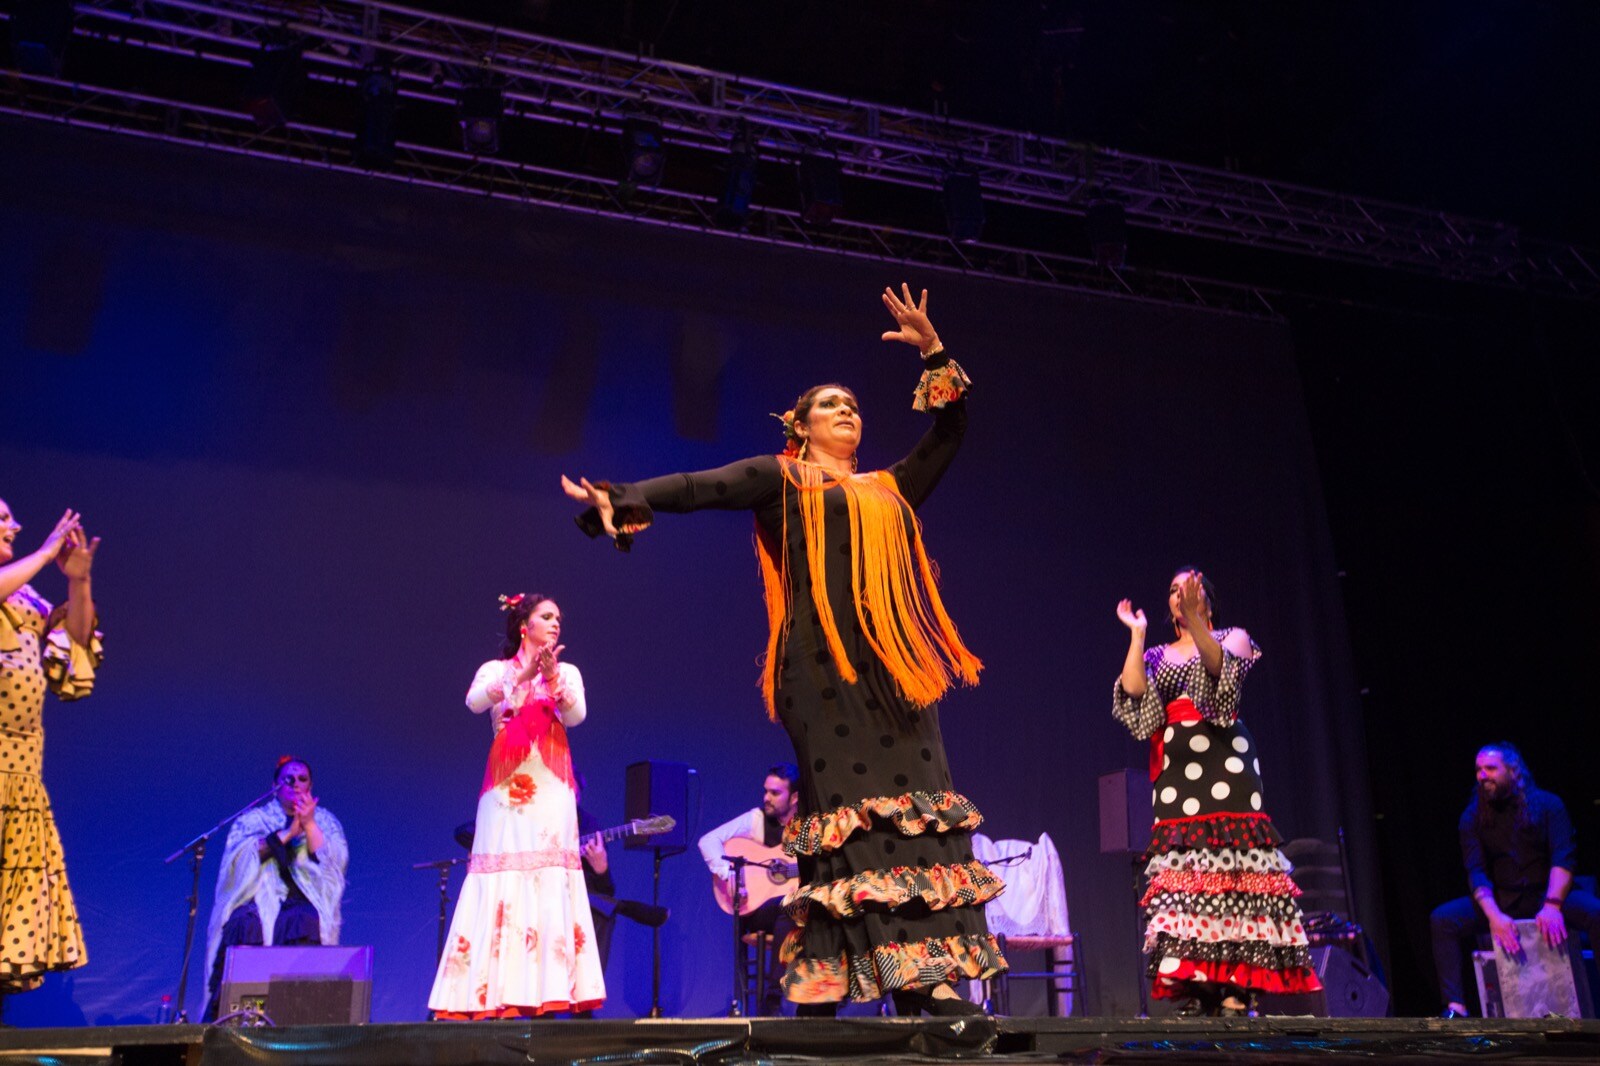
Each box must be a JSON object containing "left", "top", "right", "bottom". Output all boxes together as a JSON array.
[{"left": 1142, "top": 718, "right": 1320, "bottom": 998}]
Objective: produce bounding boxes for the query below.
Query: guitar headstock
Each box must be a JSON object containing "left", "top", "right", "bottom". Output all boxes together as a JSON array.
[{"left": 632, "top": 814, "right": 677, "bottom": 838}]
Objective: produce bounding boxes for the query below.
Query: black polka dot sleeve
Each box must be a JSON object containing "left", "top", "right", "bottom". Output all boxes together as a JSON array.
[
  {"left": 1112, "top": 648, "right": 1166, "bottom": 740},
  {"left": 891, "top": 351, "right": 969, "bottom": 511},
  {"left": 575, "top": 455, "right": 785, "bottom": 542},
  {"left": 1185, "top": 634, "right": 1261, "bottom": 727}
]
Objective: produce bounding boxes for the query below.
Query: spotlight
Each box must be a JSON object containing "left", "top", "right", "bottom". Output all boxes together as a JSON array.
[
  {"left": 715, "top": 130, "right": 758, "bottom": 230},
  {"left": 1085, "top": 199, "right": 1127, "bottom": 269},
  {"left": 797, "top": 154, "right": 843, "bottom": 226},
  {"left": 941, "top": 169, "right": 985, "bottom": 244},
  {"left": 10, "top": 0, "right": 73, "bottom": 76},
  {"left": 243, "top": 40, "right": 305, "bottom": 128},
  {"left": 621, "top": 117, "right": 666, "bottom": 185},
  {"left": 458, "top": 84, "right": 503, "bottom": 155}
]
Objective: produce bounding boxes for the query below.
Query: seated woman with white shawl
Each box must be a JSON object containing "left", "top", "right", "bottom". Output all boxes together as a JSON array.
[{"left": 202, "top": 755, "right": 349, "bottom": 1020}]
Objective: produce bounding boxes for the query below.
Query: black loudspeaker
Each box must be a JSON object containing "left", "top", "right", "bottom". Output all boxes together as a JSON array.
[
  {"left": 625, "top": 760, "right": 693, "bottom": 853},
  {"left": 1098, "top": 769, "right": 1152, "bottom": 854},
  {"left": 1259, "top": 945, "right": 1389, "bottom": 1018},
  {"left": 217, "top": 945, "right": 373, "bottom": 1024}
]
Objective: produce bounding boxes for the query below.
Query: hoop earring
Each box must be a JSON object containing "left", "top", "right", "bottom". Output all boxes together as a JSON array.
[{"left": 850, "top": 454, "right": 859, "bottom": 473}]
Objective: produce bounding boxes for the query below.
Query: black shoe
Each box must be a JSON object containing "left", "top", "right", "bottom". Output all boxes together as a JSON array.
[
  {"left": 892, "top": 990, "right": 987, "bottom": 1017},
  {"left": 794, "top": 1001, "right": 839, "bottom": 1018}
]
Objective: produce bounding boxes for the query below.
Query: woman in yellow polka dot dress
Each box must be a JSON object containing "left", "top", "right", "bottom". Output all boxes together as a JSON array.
[
  {"left": 1112, "top": 568, "right": 1319, "bottom": 1016},
  {"left": 0, "top": 500, "right": 101, "bottom": 993}
]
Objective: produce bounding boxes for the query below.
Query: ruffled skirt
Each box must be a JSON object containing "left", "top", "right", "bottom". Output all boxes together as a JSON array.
[
  {"left": 0, "top": 771, "right": 87, "bottom": 990},
  {"left": 428, "top": 756, "right": 604, "bottom": 1017}
]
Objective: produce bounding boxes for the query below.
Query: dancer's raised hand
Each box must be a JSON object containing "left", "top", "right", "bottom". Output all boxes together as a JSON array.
[
  {"left": 1116, "top": 599, "right": 1147, "bottom": 634},
  {"left": 880, "top": 283, "right": 941, "bottom": 356}
]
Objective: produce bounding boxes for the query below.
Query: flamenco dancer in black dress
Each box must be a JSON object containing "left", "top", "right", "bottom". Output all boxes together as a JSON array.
[
  {"left": 1112, "top": 569, "right": 1320, "bottom": 1016},
  {"left": 564, "top": 285, "right": 1005, "bottom": 1016}
]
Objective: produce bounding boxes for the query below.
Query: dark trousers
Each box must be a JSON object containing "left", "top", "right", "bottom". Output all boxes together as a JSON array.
[
  {"left": 203, "top": 899, "right": 322, "bottom": 1021},
  {"left": 742, "top": 898, "right": 796, "bottom": 1015},
  {"left": 1430, "top": 889, "right": 1600, "bottom": 1011}
]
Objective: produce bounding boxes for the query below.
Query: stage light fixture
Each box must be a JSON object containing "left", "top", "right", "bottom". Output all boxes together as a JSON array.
[
  {"left": 354, "top": 65, "right": 397, "bottom": 169},
  {"left": 621, "top": 118, "right": 666, "bottom": 185},
  {"left": 10, "top": 0, "right": 73, "bottom": 76},
  {"left": 243, "top": 40, "right": 306, "bottom": 129},
  {"left": 941, "top": 169, "right": 986, "bottom": 244},
  {"left": 715, "top": 130, "right": 759, "bottom": 230},
  {"left": 1085, "top": 199, "right": 1128, "bottom": 269},
  {"left": 797, "top": 154, "right": 843, "bottom": 226},
  {"left": 458, "top": 84, "right": 503, "bottom": 155}
]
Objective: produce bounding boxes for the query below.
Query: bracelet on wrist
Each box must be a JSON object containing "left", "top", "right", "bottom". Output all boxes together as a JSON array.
[{"left": 1544, "top": 896, "right": 1564, "bottom": 908}]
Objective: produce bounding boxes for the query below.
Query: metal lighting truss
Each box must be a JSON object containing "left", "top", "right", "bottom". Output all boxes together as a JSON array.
[{"left": 4, "top": 0, "right": 1596, "bottom": 307}]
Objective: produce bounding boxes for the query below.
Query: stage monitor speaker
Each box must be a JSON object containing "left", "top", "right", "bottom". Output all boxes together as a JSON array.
[
  {"left": 1098, "top": 768, "right": 1151, "bottom": 854},
  {"left": 217, "top": 945, "right": 373, "bottom": 1024},
  {"left": 1258, "top": 945, "right": 1389, "bottom": 1018},
  {"left": 625, "top": 760, "right": 694, "bottom": 853}
]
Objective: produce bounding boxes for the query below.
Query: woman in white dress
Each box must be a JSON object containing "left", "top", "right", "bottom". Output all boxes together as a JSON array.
[{"left": 428, "top": 593, "right": 604, "bottom": 1018}]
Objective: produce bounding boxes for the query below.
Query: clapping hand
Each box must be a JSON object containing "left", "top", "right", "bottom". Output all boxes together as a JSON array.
[
  {"left": 1116, "top": 599, "right": 1148, "bottom": 634},
  {"left": 880, "top": 283, "right": 941, "bottom": 356},
  {"left": 39, "top": 510, "right": 81, "bottom": 562},
  {"left": 1176, "top": 571, "right": 1209, "bottom": 626},
  {"left": 56, "top": 527, "right": 100, "bottom": 579}
]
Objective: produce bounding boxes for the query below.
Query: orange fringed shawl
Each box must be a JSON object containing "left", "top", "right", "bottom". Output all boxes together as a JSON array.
[{"left": 755, "top": 458, "right": 982, "bottom": 720}]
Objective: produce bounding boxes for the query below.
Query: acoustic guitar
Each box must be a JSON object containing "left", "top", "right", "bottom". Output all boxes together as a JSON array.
[{"left": 712, "top": 835, "right": 801, "bottom": 916}]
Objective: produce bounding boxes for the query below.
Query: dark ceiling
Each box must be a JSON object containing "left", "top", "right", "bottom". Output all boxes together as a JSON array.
[{"left": 432, "top": 0, "right": 1600, "bottom": 245}]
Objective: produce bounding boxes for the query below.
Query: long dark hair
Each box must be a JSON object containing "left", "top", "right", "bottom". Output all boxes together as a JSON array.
[
  {"left": 499, "top": 593, "right": 551, "bottom": 659},
  {"left": 1467, "top": 741, "right": 1535, "bottom": 830}
]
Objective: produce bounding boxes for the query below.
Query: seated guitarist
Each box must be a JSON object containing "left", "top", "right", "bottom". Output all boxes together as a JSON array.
[{"left": 698, "top": 763, "right": 800, "bottom": 1015}]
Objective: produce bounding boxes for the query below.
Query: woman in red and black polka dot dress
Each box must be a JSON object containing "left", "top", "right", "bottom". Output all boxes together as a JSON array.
[
  {"left": 1112, "top": 568, "right": 1319, "bottom": 1016},
  {"left": 0, "top": 501, "right": 100, "bottom": 994},
  {"left": 564, "top": 286, "right": 1004, "bottom": 1017}
]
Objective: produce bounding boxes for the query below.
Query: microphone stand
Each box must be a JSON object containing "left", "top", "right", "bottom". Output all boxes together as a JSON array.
[
  {"left": 411, "top": 858, "right": 467, "bottom": 963},
  {"left": 723, "top": 855, "right": 753, "bottom": 1017},
  {"left": 164, "top": 788, "right": 275, "bottom": 1023}
]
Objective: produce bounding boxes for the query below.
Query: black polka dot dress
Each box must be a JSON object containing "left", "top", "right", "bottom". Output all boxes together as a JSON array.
[
  {"left": 0, "top": 585, "right": 96, "bottom": 990},
  {"left": 1112, "top": 630, "right": 1320, "bottom": 998},
  {"left": 580, "top": 358, "right": 1006, "bottom": 1003}
]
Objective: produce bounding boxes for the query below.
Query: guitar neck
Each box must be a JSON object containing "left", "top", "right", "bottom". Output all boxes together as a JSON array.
[{"left": 581, "top": 822, "right": 646, "bottom": 849}]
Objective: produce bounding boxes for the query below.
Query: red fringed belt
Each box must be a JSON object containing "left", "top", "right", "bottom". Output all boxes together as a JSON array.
[
  {"left": 1149, "top": 697, "right": 1201, "bottom": 782},
  {"left": 482, "top": 696, "right": 574, "bottom": 795}
]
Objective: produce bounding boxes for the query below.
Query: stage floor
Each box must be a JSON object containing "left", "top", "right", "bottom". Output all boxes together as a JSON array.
[{"left": 1, "top": 1016, "right": 1596, "bottom": 1066}]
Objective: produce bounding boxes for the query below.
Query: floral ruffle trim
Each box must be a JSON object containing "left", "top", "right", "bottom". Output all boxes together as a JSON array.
[
  {"left": 1145, "top": 812, "right": 1282, "bottom": 858},
  {"left": 780, "top": 930, "right": 1006, "bottom": 1004},
  {"left": 784, "top": 790, "right": 982, "bottom": 856},
  {"left": 42, "top": 628, "right": 104, "bottom": 701},
  {"left": 467, "top": 848, "right": 581, "bottom": 875},
  {"left": 911, "top": 357, "right": 972, "bottom": 413},
  {"left": 434, "top": 998, "right": 603, "bottom": 1020},
  {"left": 783, "top": 859, "right": 1004, "bottom": 921},
  {"left": 1143, "top": 868, "right": 1301, "bottom": 900}
]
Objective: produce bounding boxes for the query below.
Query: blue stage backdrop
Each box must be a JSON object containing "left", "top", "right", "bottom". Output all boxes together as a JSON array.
[{"left": 0, "top": 118, "right": 1372, "bottom": 1025}]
